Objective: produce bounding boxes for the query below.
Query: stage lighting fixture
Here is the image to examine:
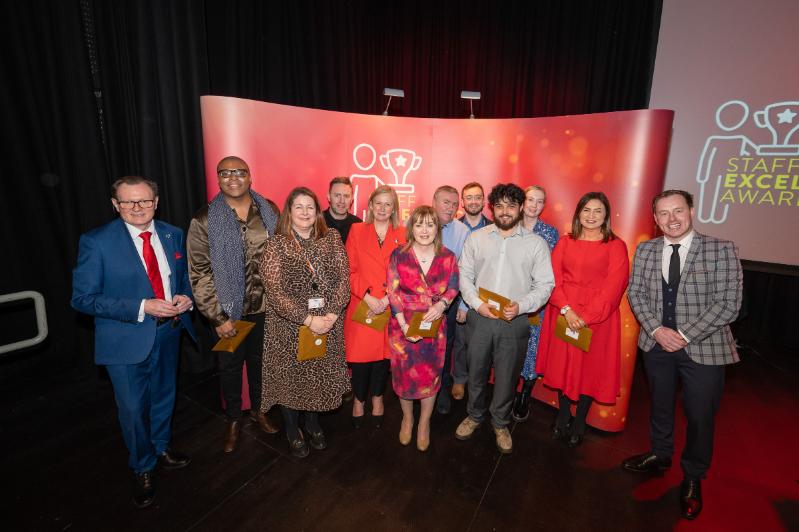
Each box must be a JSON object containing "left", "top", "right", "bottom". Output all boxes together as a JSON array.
[
  {"left": 460, "top": 90, "right": 481, "bottom": 119},
  {"left": 382, "top": 87, "right": 405, "bottom": 116}
]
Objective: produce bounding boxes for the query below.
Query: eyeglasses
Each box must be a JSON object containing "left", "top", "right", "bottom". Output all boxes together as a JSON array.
[
  {"left": 218, "top": 168, "right": 249, "bottom": 179},
  {"left": 116, "top": 199, "right": 155, "bottom": 210}
]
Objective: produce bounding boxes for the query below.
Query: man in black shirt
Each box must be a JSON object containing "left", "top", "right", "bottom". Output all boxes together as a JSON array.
[{"left": 323, "top": 176, "right": 362, "bottom": 243}]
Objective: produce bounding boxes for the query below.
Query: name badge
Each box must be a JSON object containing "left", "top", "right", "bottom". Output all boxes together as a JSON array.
[
  {"left": 565, "top": 327, "right": 579, "bottom": 340},
  {"left": 308, "top": 297, "right": 325, "bottom": 310},
  {"left": 419, "top": 321, "right": 433, "bottom": 331}
]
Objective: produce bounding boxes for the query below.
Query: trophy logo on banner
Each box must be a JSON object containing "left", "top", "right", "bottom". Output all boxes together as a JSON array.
[
  {"left": 350, "top": 143, "right": 423, "bottom": 220},
  {"left": 695, "top": 99, "right": 799, "bottom": 224}
]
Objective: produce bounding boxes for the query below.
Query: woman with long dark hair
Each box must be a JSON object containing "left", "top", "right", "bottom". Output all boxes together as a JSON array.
[
  {"left": 260, "top": 187, "right": 351, "bottom": 458},
  {"left": 536, "top": 191, "right": 629, "bottom": 447}
]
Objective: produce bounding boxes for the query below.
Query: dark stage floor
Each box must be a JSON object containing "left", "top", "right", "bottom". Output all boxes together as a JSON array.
[{"left": 2, "top": 343, "right": 798, "bottom": 531}]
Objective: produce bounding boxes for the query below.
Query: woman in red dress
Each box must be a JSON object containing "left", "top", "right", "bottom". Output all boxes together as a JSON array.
[
  {"left": 344, "top": 185, "right": 405, "bottom": 428},
  {"left": 536, "top": 191, "right": 629, "bottom": 447},
  {"left": 387, "top": 206, "right": 459, "bottom": 451}
]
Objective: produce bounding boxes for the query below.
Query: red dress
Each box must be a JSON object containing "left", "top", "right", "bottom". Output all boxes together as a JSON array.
[{"left": 536, "top": 237, "right": 629, "bottom": 404}]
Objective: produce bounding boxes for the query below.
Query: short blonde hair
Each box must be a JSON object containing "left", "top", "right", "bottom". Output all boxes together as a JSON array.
[{"left": 365, "top": 185, "right": 401, "bottom": 227}]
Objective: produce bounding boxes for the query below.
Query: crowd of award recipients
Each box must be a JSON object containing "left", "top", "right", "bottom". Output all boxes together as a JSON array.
[{"left": 72, "top": 154, "right": 743, "bottom": 520}]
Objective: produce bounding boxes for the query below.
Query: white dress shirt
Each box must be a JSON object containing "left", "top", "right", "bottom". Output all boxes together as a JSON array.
[
  {"left": 656, "top": 230, "right": 694, "bottom": 342},
  {"left": 124, "top": 221, "right": 173, "bottom": 322},
  {"left": 459, "top": 223, "right": 555, "bottom": 314},
  {"left": 661, "top": 230, "right": 694, "bottom": 281}
]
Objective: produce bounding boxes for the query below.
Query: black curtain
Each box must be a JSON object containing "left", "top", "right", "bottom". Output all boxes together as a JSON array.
[
  {"left": 205, "top": 0, "right": 661, "bottom": 118},
  {"left": 3, "top": 0, "right": 791, "bottom": 381}
]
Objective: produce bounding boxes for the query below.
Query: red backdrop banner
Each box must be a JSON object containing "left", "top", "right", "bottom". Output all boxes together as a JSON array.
[{"left": 200, "top": 96, "right": 674, "bottom": 432}]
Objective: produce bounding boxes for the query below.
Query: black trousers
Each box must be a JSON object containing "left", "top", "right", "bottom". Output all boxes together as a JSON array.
[
  {"left": 350, "top": 359, "right": 390, "bottom": 402},
  {"left": 643, "top": 346, "right": 725, "bottom": 480},
  {"left": 217, "top": 312, "right": 265, "bottom": 419},
  {"left": 465, "top": 310, "right": 530, "bottom": 428},
  {"left": 440, "top": 303, "right": 459, "bottom": 390}
]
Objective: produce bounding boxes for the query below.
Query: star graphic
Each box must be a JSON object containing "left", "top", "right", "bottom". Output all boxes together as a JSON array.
[
  {"left": 394, "top": 154, "right": 407, "bottom": 167},
  {"left": 777, "top": 108, "right": 797, "bottom": 124}
]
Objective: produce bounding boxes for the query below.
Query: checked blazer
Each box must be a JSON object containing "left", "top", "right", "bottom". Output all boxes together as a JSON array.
[{"left": 627, "top": 232, "right": 743, "bottom": 365}]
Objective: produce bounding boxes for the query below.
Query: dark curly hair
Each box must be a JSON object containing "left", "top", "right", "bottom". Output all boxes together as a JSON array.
[{"left": 487, "top": 183, "right": 525, "bottom": 207}]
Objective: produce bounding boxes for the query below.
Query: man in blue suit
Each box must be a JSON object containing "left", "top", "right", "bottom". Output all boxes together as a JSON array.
[{"left": 72, "top": 176, "right": 196, "bottom": 508}]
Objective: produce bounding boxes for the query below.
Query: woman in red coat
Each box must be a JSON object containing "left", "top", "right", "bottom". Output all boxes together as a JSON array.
[
  {"left": 536, "top": 191, "right": 629, "bottom": 447},
  {"left": 344, "top": 185, "right": 406, "bottom": 428}
]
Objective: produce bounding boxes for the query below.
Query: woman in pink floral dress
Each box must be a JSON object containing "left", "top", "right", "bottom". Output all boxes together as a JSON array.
[{"left": 387, "top": 206, "right": 459, "bottom": 451}]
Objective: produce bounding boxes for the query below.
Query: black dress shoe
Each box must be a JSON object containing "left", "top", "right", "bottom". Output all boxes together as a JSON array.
[
  {"left": 307, "top": 429, "right": 327, "bottom": 451},
  {"left": 133, "top": 471, "right": 156, "bottom": 508},
  {"left": 288, "top": 431, "right": 310, "bottom": 458},
  {"left": 551, "top": 421, "right": 571, "bottom": 441},
  {"left": 622, "top": 452, "right": 672, "bottom": 473},
  {"left": 351, "top": 415, "right": 365, "bottom": 429},
  {"left": 566, "top": 434, "right": 583, "bottom": 448},
  {"left": 680, "top": 479, "right": 702, "bottom": 520},
  {"left": 372, "top": 414, "right": 384, "bottom": 428},
  {"left": 157, "top": 448, "right": 191, "bottom": 470}
]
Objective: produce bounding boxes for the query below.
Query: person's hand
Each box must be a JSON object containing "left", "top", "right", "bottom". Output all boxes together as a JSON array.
[
  {"left": 363, "top": 293, "right": 385, "bottom": 315},
  {"left": 172, "top": 294, "right": 192, "bottom": 314},
  {"left": 653, "top": 327, "right": 688, "bottom": 352},
  {"left": 477, "top": 302, "right": 499, "bottom": 319},
  {"left": 422, "top": 301, "right": 446, "bottom": 323},
  {"left": 502, "top": 301, "right": 520, "bottom": 321},
  {"left": 145, "top": 298, "right": 180, "bottom": 319},
  {"left": 456, "top": 309, "right": 467, "bottom": 323},
  {"left": 401, "top": 322, "right": 422, "bottom": 343},
  {"left": 564, "top": 309, "right": 585, "bottom": 331},
  {"left": 308, "top": 316, "right": 329, "bottom": 335},
  {"left": 215, "top": 319, "right": 237, "bottom": 339}
]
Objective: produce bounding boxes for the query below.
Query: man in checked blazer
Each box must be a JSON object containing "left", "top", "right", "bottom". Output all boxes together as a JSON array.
[{"left": 622, "top": 189, "right": 742, "bottom": 521}]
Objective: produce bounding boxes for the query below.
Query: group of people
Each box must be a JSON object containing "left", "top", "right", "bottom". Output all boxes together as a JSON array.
[{"left": 72, "top": 155, "right": 742, "bottom": 521}]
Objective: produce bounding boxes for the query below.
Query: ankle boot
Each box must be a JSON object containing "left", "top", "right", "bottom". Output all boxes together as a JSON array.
[{"left": 512, "top": 379, "right": 534, "bottom": 422}]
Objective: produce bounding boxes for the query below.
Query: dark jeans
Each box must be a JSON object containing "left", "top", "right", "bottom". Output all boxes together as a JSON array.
[
  {"left": 643, "top": 346, "right": 725, "bottom": 480},
  {"left": 217, "top": 312, "right": 265, "bottom": 419},
  {"left": 465, "top": 310, "right": 530, "bottom": 428},
  {"left": 350, "top": 359, "right": 390, "bottom": 402}
]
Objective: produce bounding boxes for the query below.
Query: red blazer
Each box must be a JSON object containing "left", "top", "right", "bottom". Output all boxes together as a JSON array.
[{"left": 344, "top": 222, "right": 406, "bottom": 363}]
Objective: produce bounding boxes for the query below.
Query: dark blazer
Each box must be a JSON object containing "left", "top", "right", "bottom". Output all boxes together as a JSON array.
[
  {"left": 627, "top": 232, "right": 742, "bottom": 365},
  {"left": 72, "top": 218, "right": 196, "bottom": 365}
]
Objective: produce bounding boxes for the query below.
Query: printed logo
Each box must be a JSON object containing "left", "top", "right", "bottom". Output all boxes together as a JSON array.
[
  {"left": 696, "top": 99, "right": 799, "bottom": 224},
  {"left": 350, "top": 143, "right": 423, "bottom": 220}
]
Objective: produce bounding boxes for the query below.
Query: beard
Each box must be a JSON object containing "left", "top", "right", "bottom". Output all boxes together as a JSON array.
[
  {"left": 464, "top": 204, "right": 483, "bottom": 216},
  {"left": 494, "top": 212, "right": 521, "bottom": 231}
]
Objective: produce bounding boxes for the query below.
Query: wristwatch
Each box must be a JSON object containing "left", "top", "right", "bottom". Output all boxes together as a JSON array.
[{"left": 560, "top": 305, "right": 571, "bottom": 315}]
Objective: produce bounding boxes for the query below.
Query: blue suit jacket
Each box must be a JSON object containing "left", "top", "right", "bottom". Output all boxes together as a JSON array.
[{"left": 72, "top": 218, "right": 197, "bottom": 365}]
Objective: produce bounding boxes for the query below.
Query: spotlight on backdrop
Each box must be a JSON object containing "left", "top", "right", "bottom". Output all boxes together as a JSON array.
[
  {"left": 382, "top": 87, "right": 405, "bottom": 116},
  {"left": 460, "top": 90, "right": 481, "bottom": 119}
]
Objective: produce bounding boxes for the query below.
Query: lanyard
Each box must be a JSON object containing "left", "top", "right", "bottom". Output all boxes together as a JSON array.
[{"left": 292, "top": 231, "right": 321, "bottom": 291}]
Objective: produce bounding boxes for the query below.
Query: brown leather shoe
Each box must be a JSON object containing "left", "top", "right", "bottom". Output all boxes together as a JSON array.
[
  {"left": 249, "top": 410, "right": 279, "bottom": 434},
  {"left": 132, "top": 471, "right": 156, "bottom": 508},
  {"left": 451, "top": 383, "right": 465, "bottom": 400},
  {"left": 223, "top": 419, "right": 241, "bottom": 453}
]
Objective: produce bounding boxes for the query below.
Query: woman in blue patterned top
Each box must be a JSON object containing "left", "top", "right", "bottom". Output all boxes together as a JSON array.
[{"left": 513, "top": 185, "right": 559, "bottom": 422}]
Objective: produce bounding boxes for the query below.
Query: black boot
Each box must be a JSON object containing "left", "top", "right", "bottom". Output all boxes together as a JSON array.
[{"left": 512, "top": 379, "right": 535, "bottom": 423}]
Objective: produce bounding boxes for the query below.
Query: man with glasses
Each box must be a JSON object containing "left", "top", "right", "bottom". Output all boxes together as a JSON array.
[
  {"left": 431, "top": 185, "right": 470, "bottom": 415},
  {"left": 187, "top": 156, "right": 280, "bottom": 453},
  {"left": 451, "top": 182, "right": 493, "bottom": 402},
  {"left": 72, "top": 176, "right": 196, "bottom": 508},
  {"left": 456, "top": 183, "right": 554, "bottom": 454}
]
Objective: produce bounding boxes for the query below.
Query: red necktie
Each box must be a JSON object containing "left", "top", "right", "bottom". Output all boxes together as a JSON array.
[{"left": 139, "top": 231, "right": 165, "bottom": 300}]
